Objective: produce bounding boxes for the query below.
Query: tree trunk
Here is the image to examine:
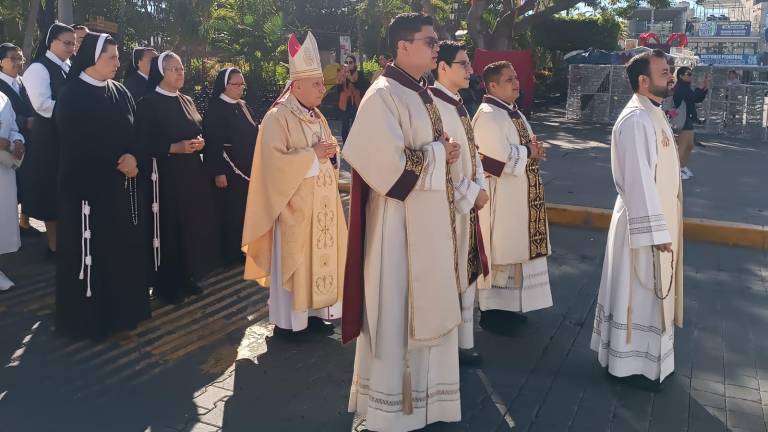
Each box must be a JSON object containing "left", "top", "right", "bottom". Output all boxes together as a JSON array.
[
  {"left": 58, "top": 0, "right": 73, "bottom": 25},
  {"left": 22, "top": 0, "right": 42, "bottom": 61},
  {"left": 467, "top": 0, "right": 491, "bottom": 50}
]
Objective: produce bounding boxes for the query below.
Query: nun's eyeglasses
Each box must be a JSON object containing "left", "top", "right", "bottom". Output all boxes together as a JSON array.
[
  {"left": 56, "top": 39, "right": 75, "bottom": 48},
  {"left": 165, "top": 66, "right": 185, "bottom": 74},
  {"left": 227, "top": 82, "right": 246, "bottom": 87}
]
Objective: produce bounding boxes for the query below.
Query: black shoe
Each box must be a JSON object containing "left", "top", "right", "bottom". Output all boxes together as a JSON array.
[
  {"left": 459, "top": 348, "right": 483, "bottom": 366},
  {"left": 479, "top": 309, "right": 526, "bottom": 336},
  {"left": 307, "top": 316, "right": 335, "bottom": 334},
  {"left": 610, "top": 373, "right": 665, "bottom": 392},
  {"left": 19, "top": 226, "right": 42, "bottom": 237},
  {"left": 271, "top": 326, "right": 309, "bottom": 338},
  {"left": 186, "top": 279, "right": 203, "bottom": 295}
]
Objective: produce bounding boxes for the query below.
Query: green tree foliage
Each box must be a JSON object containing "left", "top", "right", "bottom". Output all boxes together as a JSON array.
[{"left": 531, "top": 12, "right": 621, "bottom": 52}]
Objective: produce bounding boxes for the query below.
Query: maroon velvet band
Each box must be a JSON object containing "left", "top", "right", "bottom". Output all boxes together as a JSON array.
[
  {"left": 341, "top": 169, "right": 369, "bottom": 344},
  {"left": 481, "top": 154, "right": 505, "bottom": 177}
]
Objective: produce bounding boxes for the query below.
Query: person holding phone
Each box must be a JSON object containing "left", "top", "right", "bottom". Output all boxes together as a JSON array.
[
  {"left": 135, "top": 50, "right": 219, "bottom": 304},
  {"left": 336, "top": 54, "right": 369, "bottom": 142},
  {"left": 672, "top": 66, "right": 708, "bottom": 180}
]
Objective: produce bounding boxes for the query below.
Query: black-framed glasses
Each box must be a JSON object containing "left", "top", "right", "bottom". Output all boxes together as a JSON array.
[
  {"left": 683, "top": 72, "right": 692, "bottom": 77},
  {"left": 409, "top": 37, "right": 439, "bottom": 49},
  {"left": 55, "top": 39, "right": 76, "bottom": 48},
  {"left": 451, "top": 60, "right": 471, "bottom": 69},
  {"left": 4, "top": 54, "right": 24, "bottom": 64}
]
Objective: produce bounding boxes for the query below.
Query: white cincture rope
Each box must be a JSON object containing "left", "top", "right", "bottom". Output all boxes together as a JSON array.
[
  {"left": 222, "top": 151, "right": 250, "bottom": 182},
  {"left": 78, "top": 200, "right": 93, "bottom": 298},
  {"left": 151, "top": 158, "right": 161, "bottom": 270}
]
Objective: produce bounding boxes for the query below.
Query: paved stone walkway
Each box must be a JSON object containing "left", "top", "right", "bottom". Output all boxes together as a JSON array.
[
  {"left": 531, "top": 106, "right": 768, "bottom": 227},
  {"left": 1, "top": 225, "right": 766, "bottom": 431}
]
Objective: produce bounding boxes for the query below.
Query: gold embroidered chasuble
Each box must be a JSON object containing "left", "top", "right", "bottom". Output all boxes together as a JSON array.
[{"left": 242, "top": 94, "right": 347, "bottom": 312}]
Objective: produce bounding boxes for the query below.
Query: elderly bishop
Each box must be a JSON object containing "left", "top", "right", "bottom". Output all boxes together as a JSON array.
[{"left": 241, "top": 31, "right": 347, "bottom": 334}]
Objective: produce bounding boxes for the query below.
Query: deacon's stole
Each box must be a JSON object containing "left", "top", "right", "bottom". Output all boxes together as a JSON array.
[
  {"left": 480, "top": 96, "right": 549, "bottom": 260},
  {"left": 429, "top": 86, "right": 490, "bottom": 286},
  {"left": 341, "top": 64, "right": 462, "bottom": 344}
]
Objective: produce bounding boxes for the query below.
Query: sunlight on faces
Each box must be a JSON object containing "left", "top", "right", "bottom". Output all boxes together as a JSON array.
[
  {"left": 488, "top": 66, "right": 520, "bottom": 104},
  {"left": 438, "top": 49, "right": 472, "bottom": 91},
  {"left": 87, "top": 44, "right": 120, "bottom": 81},
  {"left": 291, "top": 77, "right": 326, "bottom": 108},
  {"left": 640, "top": 56, "right": 674, "bottom": 99},
  {"left": 399, "top": 25, "right": 439, "bottom": 76},
  {"left": 51, "top": 31, "right": 76, "bottom": 61},
  {"left": 0, "top": 48, "right": 24, "bottom": 77},
  {"left": 224, "top": 72, "right": 245, "bottom": 100},
  {"left": 161, "top": 55, "right": 185, "bottom": 92}
]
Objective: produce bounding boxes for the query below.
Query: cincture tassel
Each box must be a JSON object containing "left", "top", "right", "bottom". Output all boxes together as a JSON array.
[
  {"left": 151, "top": 158, "right": 161, "bottom": 270},
  {"left": 402, "top": 355, "right": 413, "bottom": 415},
  {"left": 78, "top": 200, "right": 93, "bottom": 298}
]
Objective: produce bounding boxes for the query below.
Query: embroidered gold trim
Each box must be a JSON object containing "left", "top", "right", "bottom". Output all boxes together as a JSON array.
[
  {"left": 460, "top": 115, "right": 481, "bottom": 283},
  {"left": 403, "top": 148, "right": 425, "bottom": 175},
  {"left": 512, "top": 118, "right": 549, "bottom": 259}
]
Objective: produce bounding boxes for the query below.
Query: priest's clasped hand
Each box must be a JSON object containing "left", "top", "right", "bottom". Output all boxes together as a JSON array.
[
  {"left": 474, "top": 189, "right": 489, "bottom": 210},
  {"left": 530, "top": 135, "right": 546, "bottom": 160},
  {"left": 312, "top": 140, "right": 337, "bottom": 160},
  {"left": 116, "top": 154, "right": 138, "bottom": 178},
  {"left": 440, "top": 132, "right": 460, "bottom": 164},
  {"left": 654, "top": 242, "right": 673, "bottom": 253}
]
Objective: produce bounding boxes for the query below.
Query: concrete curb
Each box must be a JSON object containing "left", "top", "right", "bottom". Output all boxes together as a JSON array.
[
  {"left": 338, "top": 181, "right": 766, "bottom": 250},
  {"left": 546, "top": 203, "right": 768, "bottom": 250}
]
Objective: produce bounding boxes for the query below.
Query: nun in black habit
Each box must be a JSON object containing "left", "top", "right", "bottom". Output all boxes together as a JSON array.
[
  {"left": 54, "top": 33, "right": 151, "bottom": 339},
  {"left": 135, "top": 51, "right": 219, "bottom": 304},
  {"left": 123, "top": 47, "right": 156, "bottom": 101},
  {"left": 202, "top": 67, "right": 257, "bottom": 263}
]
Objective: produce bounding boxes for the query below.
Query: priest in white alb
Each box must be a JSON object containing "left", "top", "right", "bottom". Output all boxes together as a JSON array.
[
  {"left": 241, "top": 31, "right": 347, "bottom": 334},
  {"left": 429, "top": 40, "right": 489, "bottom": 366},
  {"left": 472, "top": 61, "right": 552, "bottom": 334},
  {"left": 590, "top": 49, "right": 683, "bottom": 384},
  {"left": 342, "top": 13, "right": 464, "bottom": 432}
]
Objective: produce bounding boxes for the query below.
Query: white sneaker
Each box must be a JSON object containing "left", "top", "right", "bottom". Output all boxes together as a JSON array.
[
  {"left": 683, "top": 166, "right": 694, "bottom": 178},
  {"left": 0, "top": 271, "right": 14, "bottom": 291},
  {"left": 681, "top": 170, "right": 691, "bottom": 180}
]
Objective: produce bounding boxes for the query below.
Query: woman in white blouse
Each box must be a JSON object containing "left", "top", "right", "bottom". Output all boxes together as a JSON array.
[
  {"left": 0, "top": 92, "right": 26, "bottom": 290},
  {"left": 21, "top": 22, "right": 74, "bottom": 258}
]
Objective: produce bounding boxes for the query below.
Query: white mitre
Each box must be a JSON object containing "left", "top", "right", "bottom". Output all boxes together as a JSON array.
[{"left": 288, "top": 31, "right": 323, "bottom": 80}]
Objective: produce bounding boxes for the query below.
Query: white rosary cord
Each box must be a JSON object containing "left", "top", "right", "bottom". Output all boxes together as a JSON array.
[
  {"left": 78, "top": 200, "right": 93, "bottom": 298},
  {"left": 222, "top": 151, "right": 250, "bottom": 181},
  {"left": 152, "top": 158, "right": 161, "bottom": 270}
]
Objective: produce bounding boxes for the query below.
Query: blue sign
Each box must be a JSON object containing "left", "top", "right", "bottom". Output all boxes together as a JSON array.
[
  {"left": 699, "top": 53, "right": 759, "bottom": 65},
  {"left": 698, "top": 21, "right": 752, "bottom": 37}
]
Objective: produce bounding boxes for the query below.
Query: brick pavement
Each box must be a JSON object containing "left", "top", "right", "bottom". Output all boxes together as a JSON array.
[{"left": 1, "top": 226, "right": 766, "bottom": 431}]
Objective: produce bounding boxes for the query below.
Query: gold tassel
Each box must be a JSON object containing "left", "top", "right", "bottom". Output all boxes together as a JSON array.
[
  {"left": 402, "top": 362, "right": 413, "bottom": 415},
  {"left": 513, "top": 263, "right": 523, "bottom": 288},
  {"left": 626, "top": 305, "right": 633, "bottom": 344}
]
